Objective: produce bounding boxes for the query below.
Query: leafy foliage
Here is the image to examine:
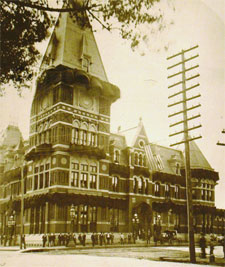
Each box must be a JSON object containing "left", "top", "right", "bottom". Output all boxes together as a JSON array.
[{"left": 1, "top": 0, "right": 162, "bottom": 94}]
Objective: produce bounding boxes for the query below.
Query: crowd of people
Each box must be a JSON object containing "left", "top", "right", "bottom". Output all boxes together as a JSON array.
[{"left": 41, "top": 232, "right": 145, "bottom": 247}]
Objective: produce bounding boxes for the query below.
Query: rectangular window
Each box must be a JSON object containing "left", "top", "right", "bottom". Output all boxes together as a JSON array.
[
  {"left": 40, "top": 165, "right": 44, "bottom": 172},
  {"left": 90, "top": 174, "right": 97, "bottom": 189},
  {"left": 34, "top": 175, "right": 38, "bottom": 190},
  {"left": 90, "top": 165, "right": 97, "bottom": 173},
  {"left": 46, "top": 163, "right": 50, "bottom": 170},
  {"left": 81, "top": 164, "right": 88, "bottom": 171},
  {"left": 71, "top": 172, "right": 79, "bottom": 187},
  {"left": 39, "top": 173, "right": 44, "bottom": 189},
  {"left": 72, "top": 162, "right": 79, "bottom": 170},
  {"left": 81, "top": 173, "right": 88, "bottom": 188},
  {"left": 45, "top": 172, "right": 49, "bottom": 188}
]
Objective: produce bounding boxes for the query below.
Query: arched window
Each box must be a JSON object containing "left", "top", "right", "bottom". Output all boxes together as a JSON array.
[
  {"left": 139, "top": 154, "right": 143, "bottom": 166},
  {"left": 72, "top": 120, "right": 80, "bottom": 144},
  {"left": 112, "top": 176, "right": 119, "bottom": 192},
  {"left": 174, "top": 185, "right": 180, "bottom": 199},
  {"left": 138, "top": 177, "right": 143, "bottom": 194},
  {"left": 133, "top": 178, "right": 137, "bottom": 193},
  {"left": 154, "top": 182, "right": 160, "bottom": 197},
  {"left": 165, "top": 183, "right": 170, "bottom": 198},
  {"left": 134, "top": 153, "right": 138, "bottom": 165}
]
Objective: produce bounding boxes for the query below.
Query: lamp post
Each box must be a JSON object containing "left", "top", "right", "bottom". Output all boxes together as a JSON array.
[
  {"left": 8, "top": 211, "right": 16, "bottom": 246},
  {"left": 157, "top": 214, "right": 161, "bottom": 237},
  {"left": 70, "top": 204, "right": 75, "bottom": 233},
  {"left": 132, "top": 213, "right": 139, "bottom": 239},
  {"left": 168, "top": 209, "right": 172, "bottom": 230}
]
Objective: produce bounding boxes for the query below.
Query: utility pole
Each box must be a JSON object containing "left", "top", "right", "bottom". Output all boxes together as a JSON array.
[
  {"left": 167, "top": 45, "right": 202, "bottom": 263},
  {"left": 217, "top": 129, "right": 225, "bottom": 146}
]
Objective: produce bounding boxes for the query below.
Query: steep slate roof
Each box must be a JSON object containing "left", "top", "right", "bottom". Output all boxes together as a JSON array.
[
  {"left": 149, "top": 143, "right": 184, "bottom": 175},
  {"left": 189, "top": 140, "right": 213, "bottom": 170},
  {"left": 40, "top": 12, "right": 108, "bottom": 82}
]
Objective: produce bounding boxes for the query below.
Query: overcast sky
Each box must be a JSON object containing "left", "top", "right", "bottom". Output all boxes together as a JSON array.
[{"left": 0, "top": 0, "right": 224, "bottom": 208}]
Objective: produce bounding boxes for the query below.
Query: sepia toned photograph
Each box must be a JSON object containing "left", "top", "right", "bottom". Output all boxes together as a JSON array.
[{"left": 0, "top": 0, "right": 224, "bottom": 266}]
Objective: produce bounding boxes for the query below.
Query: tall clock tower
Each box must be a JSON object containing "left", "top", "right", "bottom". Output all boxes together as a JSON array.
[{"left": 25, "top": 12, "right": 120, "bottom": 233}]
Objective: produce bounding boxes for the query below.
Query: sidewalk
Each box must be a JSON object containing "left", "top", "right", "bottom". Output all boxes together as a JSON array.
[{"left": 0, "top": 243, "right": 224, "bottom": 266}]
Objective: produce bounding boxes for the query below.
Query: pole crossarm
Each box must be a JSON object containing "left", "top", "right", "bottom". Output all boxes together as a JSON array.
[
  {"left": 170, "top": 135, "right": 202, "bottom": 147},
  {"left": 169, "top": 125, "right": 202, "bottom": 137},
  {"left": 168, "top": 94, "right": 201, "bottom": 107},
  {"left": 167, "top": 55, "right": 199, "bottom": 70},
  {"left": 166, "top": 45, "right": 199, "bottom": 60},
  {"left": 167, "top": 65, "right": 199, "bottom": 79},
  {"left": 169, "top": 114, "right": 201, "bottom": 127},
  {"left": 186, "top": 74, "right": 200, "bottom": 82},
  {"left": 168, "top": 84, "right": 200, "bottom": 99},
  {"left": 217, "top": 142, "right": 225, "bottom": 146},
  {"left": 168, "top": 104, "right": 201, "bottom": 118},
  {"left": 168, "top": 74, "right": 200, "bottom": 88}
]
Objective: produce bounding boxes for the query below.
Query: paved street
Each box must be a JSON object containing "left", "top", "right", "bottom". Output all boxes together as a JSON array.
[{"left": 0, "top": 246, "right": 224, "bottom": 267}]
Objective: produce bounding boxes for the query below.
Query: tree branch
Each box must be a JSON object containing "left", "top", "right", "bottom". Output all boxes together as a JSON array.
[
  {"left": 3, "top": 0, "right": 86, "bottom": 12},
  {"left": 87, "top": 9, "right": 111, "bottom": 31}
]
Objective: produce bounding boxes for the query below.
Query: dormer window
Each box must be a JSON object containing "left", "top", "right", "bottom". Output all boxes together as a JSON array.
[
  {"left": 114, "top": 150, "right": 120, "bottom": 163},
  {"left": 176, "top": 163, "right": 180, "bottom": 175},
  {"left": 82, "top": 56, "right": 91, "bottom": 72}
]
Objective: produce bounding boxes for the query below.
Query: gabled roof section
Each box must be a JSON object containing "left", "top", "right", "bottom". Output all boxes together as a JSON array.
[
  {"left": 149, "top": 143, "right": 184, "bottom": 174},
  {"left": 189, "top": 140, "right": 213, "bottom": 170},
  {"left": 40, "top": 12, "right": 108, "bottom": 82},
  {"left": 118, "top": 118, "right": 149, "bottom": 148}
]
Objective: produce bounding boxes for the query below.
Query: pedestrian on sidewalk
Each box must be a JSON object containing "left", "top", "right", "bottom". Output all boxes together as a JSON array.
[
  {"left": 146, "top": 230, "right": 151, "bottom": 245},
  {"left": 99, "top": 232, "right": 103, "bottom": 246},
  {"left": 199, "top": 232, "right": 207, "bottom": 258},
  {"left": 65, "top": 233, "right": 70, "bottom": 247},
  {"left": 82, "top": 233, "right": 86, "bottom": 246},
  {"left": 209, "top": 234, "right": 215, "bottom": 263},
  {"left": 72, "top": 233, "right": 77, "bottom": 247},
  {"left": 21, "top": 234, "right": 26, "bottom": 249},
  {"left": 110, "top": 233, "right": 114, "bottom": 244},
  {"left": 223, "top": 234, "right": 225, "bottom": 259},
  {"left": 120, "top": 233, "right": 124, "bottom": 245},
  {"left": 42, "top": 234, "right": 47, "bottom": 247},
  {"left": 106, "top": 232, "right": 110, "bottom": 245},
  {"left": 58, "top": 233, "right": 62, "bottom": 246},
  {"left": 91, "top": 232, "right": 95, "bottom": 247},
  {"left": 78, "top": 233, "right": 82, "bottom": 245},
  {"left": 94, "top": 232, "right": 99, "bottom": 245}
]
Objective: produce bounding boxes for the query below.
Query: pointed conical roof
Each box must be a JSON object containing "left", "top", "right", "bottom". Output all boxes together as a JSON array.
[
  {"left": 40, "top": 12, "right": 108, "bottom": 82},
  {"left": 119, "top": 118, "right": 149, "bottom": 147},
  {"left": 189, "top": 140, "right": 213, "bottom": 170}
]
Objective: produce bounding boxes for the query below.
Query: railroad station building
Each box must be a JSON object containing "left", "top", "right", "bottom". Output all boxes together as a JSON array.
[{"left": 0, "top": 12, "right": 224, "bottom": 238}]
